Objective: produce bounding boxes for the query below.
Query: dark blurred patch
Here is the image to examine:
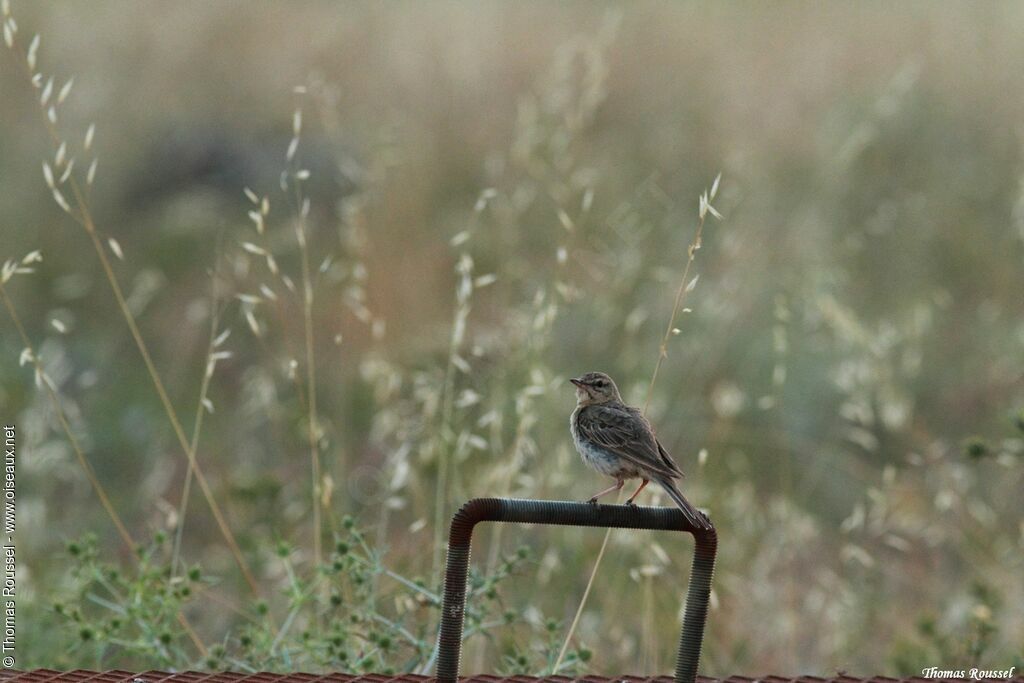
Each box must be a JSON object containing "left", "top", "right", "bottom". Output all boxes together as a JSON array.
[{"left": 123, "top": 124, "right": 361, "bottom": 221}]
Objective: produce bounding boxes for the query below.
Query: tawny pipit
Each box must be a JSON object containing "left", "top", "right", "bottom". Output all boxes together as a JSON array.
[{"left": 569, "top": 371, "right": 711, "bottom": 530}]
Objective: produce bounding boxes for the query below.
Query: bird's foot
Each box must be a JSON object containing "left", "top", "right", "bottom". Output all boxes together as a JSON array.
[
  {"left": 625, "top": 499, "right": 637, "bottom": 507},
  {"left": 586, "top": 497, "right": 599, "bottom": 505}
]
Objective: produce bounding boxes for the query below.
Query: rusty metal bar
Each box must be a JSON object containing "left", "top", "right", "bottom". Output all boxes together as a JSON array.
[{"left": 435, "top": 498, "right": 717, "bottom": 683}]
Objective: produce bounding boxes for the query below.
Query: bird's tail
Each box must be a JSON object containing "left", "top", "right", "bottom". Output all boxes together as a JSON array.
[{"left": 654, "top": 477, "right": 712, "bottom": 531}]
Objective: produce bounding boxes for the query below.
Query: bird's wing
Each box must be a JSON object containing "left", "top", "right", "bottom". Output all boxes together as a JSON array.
[
  {"left": 578, "top": 404, "right": 682, "bottom": 480},
  {"left": 657, "top": 439, "right": 685, "bottom": 479}
]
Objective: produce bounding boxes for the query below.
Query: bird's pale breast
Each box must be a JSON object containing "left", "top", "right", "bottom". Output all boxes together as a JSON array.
[{"left": 570, "top": 405, "right": 640, "bottom": 479}]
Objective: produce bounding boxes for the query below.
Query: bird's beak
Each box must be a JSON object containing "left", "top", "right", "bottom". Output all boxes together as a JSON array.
[{"left": 570, "top": 377, "right": 584, "bottom": 387}]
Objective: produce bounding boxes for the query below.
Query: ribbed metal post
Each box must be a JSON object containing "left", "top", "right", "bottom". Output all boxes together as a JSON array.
[
  {"left": 436, "top": 542, "right": 471, "bottom": 681},
  {"left": 675, "top": 527, "right": 717, "bottom": 683},
  {"left": 435, "top": 498, "right": 716, "bottom": 683}
]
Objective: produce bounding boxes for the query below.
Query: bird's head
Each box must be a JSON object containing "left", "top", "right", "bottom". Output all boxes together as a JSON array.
[{"left": 570, "top": 371, "right": 622, "bottom": 405}]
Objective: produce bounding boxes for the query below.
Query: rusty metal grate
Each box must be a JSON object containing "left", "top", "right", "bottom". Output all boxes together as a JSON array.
[{"left": 2, "top": 671, "right": 1022, "bottom": 683}]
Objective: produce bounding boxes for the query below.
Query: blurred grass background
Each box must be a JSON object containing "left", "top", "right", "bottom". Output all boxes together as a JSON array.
[{"left": 2, "top": 0, "right": 1023, "bottom": 674}]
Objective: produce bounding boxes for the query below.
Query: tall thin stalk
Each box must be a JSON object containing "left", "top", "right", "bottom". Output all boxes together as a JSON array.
[
  {"left": 553, "top": 176, "right": 721, "bottom": 673},
  {"left": 0, "top": 277, "right": 208, "bottom": 656},
  {"left": 284, "top": 104, "right": 326, "bottom": 571},
  {"left": 290, "top": 127, "right": 325, "bottom": 574},
  {"left": 3, "top": 18, "right": 259, "bottom": 594},
  {"left": 298, "top": 217, "right": 322, "bottom": 570},
  {"left": 432, "top": 251, "right": 474, "bottom": 582},
  {"left": 172, "top": 264, "right": 226, "bottom": 576}
]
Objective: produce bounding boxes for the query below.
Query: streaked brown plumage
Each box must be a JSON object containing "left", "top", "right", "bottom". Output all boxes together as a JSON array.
[{"left": 569, "top": 371, "right": 711, "bottom": 530}]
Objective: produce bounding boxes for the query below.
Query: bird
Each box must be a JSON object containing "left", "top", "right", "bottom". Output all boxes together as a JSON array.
[{"left": 569, "top": 371, "right": 711, "bottom": 531}]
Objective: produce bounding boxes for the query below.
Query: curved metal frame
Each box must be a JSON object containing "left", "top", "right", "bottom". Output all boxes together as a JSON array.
[{"left": 436, "top": 498, "right": 717, "bottom": 683}]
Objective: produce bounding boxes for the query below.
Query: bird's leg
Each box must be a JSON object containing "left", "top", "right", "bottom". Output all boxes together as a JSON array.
[
  {"left": 625, "top": 478, "right": 649, "bottom": 506},
  {"left": 587, "top": 479, "right": 624, "bottom": 504}
]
